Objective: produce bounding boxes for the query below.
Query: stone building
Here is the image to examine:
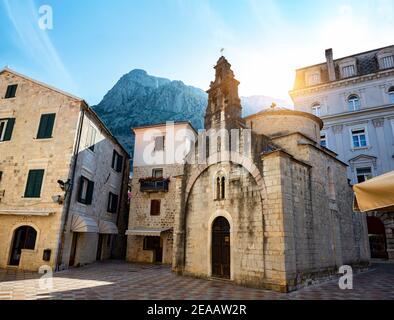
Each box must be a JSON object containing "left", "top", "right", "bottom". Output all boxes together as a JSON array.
[
  {"left": 127, "top": 57, "right": 370, "bottom": 292},
  {"left": 0, "top": 68, "right": 130, "bottom": 272},
  {"left": 289, "top": 45, "right": 394, "bottom": 261}
]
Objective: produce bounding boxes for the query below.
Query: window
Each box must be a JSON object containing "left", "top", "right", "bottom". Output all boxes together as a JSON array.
[
  {"left": 389, "top": 87, "right": 394, "bottom": 104},
  {"left": 351, "top": 128, "right": 367, "bottom": 148},
  {"left": 381, "top": 55, "right": 394, "bottom": 69},
  {"left": 77, "top": 176, "right": 94, "bottom": 205},
  {"left": 307, "top": 72, "right": 320, "bottom": 86},
  {"left": 150, "top": 199, "right": 161, "bottom": 216},
  {"left": 215, "top": 173, "right": 226, "bottom": 200},
  {"left": 24, "top": 169, "right": 44, "bottom": 198},
  {"left": 36, "top": 113, "right": 56, "bottom": 139},
  {"left": 107, "top": 192, "right": 119, "bottom": 213},
  {"left": 154, "top": 136, "right": 165, "bottom": 151},
  {"left": 0, "top": 171, "right": 3, "bottom": 182},
  {"left": 85, "top": 123, "right": 97, "bottom": 151},
  {"left": 143, "top": 236, "right": 160, "bottom": 250},
  {"left": 152, "top": 168, "right": 163, "bottom": 178},
  {"left": 0, "top": 118, "right": 15, "bottom": 142},
  {"left": 111, "top": 150, "right": 123, "bottom": 173},
  {"left": 221, "top": 177, "right": 225, "bottom": 199},
  {"left": 320, "top": 133, "right": 327, "bottom": 148},
  {"left": 312, "top": 103, "right": 322, "bottom": 117},
  {"left": 356, "top": 167, "right": 372, "bottom": 183},
  {"left": 5, "top": 84, "right": 17, "bottom": 99},
  {"left": 348, "top": 95, "right": 361, "bottom": 111},
  {"left": 342, "top": 65, "right": 356, "bottom": 78}
]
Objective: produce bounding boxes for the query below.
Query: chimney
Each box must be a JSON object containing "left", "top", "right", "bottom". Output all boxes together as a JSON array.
[{"left": 325, "top": 48, "right": 336, "bottom": 81}]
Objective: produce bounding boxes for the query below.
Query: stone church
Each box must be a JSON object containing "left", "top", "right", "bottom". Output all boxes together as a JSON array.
[{"left": 126, "top": 56, "right": 370, "bottom": 292}]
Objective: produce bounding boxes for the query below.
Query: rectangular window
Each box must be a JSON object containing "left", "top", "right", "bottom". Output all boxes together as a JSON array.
[
  {"left": 351, "top": 128, "right": 367, "bottom": 148},
  {"left": 150, "top": 199, "right": 161, "bottom": 216},
  {"left": 77, "top": 176, "right": 94, "bottom": 205},
  {"left": 342, "top": 65, "right": 356, "bottom": 78},
  {"left": 308, "top": 73, "right": 320, "bottom": 86},
  {"left": 356, "top": 167, "right": 372, "bottom": 183},
  {"left": 154, "top": 136, "right": 165, "bottom": 151},
  {"left": 0, "top": 118, "right": 15, "bottom": 142},
  {"left": 111, "top": 150, "right": 123, "bottom": 173},
  {"left": 85, "top": 124, "right": 97, "bottom": 152},
  {"left": 143, "top": 236, "right": 160, "bottom": 250},
  {"left": 24, "top": 169, "right": 44, "bottom": 198},
  {"left": 107, "top": 192, "right": 119, "bottom": 213},
  {"left": 5, "top": 84, "right": 18, "bottom": 99},
  {"left": 36, "top": 113, "right": 56, "bottom": 139},
  {"left": 381, "top": 56, "right": 394, "bottom": 69},
  {"left": 312, "top": 106, "right": 321, "bottom": 117},
  {"left": 152, "top": 168, "right": 163, "bottom": 178},
  {"left": 320, "top": 133, "right": 327, "bottom": 148}
]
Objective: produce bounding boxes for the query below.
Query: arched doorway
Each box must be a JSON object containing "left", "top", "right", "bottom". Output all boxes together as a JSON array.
[
  {"left": 9, "top": 226, "right": 37, "bottom": 266},
  {"left": 211, "top": 216, "right": 230, "bottom": 279},
  {"left": 367, "top": 216, "right": 388, "bottom": 259}
]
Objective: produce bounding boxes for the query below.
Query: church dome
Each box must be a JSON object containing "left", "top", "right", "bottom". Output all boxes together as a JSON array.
[{"left": 244, "top": 104, "right": 323, "bottom": 143}]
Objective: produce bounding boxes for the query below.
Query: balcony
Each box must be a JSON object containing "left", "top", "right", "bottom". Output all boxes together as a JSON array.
[{"left": 139, "top": 177, "right": 170, "bottom": 193}]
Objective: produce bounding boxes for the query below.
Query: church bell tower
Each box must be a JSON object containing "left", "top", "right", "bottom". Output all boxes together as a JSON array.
[{"left": 204, "top": 56, "right": 245, "bottom": 131}]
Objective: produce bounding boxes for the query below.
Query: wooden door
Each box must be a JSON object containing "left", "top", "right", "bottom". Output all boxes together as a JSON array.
[
  {"left": 9, "top": 226, "right": 37, "bottom": 266},
  {"left": 211, "top": 217, "right": 230, "bottom": 279}
]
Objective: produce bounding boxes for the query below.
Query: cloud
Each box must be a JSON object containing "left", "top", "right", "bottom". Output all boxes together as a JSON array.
[{"left": 2, "top": 0, "right": 77, "bottom": 92}]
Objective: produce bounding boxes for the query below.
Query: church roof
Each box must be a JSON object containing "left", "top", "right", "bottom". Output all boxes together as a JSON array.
[{"left": 244, "top": 104, "right": 324, "bottom": 129}]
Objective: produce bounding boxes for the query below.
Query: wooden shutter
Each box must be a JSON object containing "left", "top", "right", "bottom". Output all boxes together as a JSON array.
[
  {"left": 150, "top": 199, "right": 161, "bottom": 216},
  {"left": 116, "top": 155, "right": 123, "bottom": 172},
  {"left": 3, "top": 118, "right": 15, "bottom": 141},
  {"left": 86, "top": 180, "right": 94, "bottom": 205},
  {"left": 37, "top": 114, "right": 56, "bottom": 139},
  {"left": 5, "top": 85, "right": 17, "bottom": 99},
  {"left": 111, "top": 151, "right": 116, "bottom": 169},
  {"left": 77, "top": 176, "right": 85, "bottom": 203},
  {"left": 108, "top": 192, "right": 119, "bottom": 213},
  {"left": 24, "top": 169, "right": 44, "bottom": 198}
]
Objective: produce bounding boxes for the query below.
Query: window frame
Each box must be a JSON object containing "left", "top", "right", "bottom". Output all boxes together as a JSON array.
[
  {"left": 350, "top": 127, "right": 369, "bottom": 149},
  {"left": 154, "top": 135, "right": 165, "bottom": 152},
  {"left": 107, "top": 192, "right": 119, "bottom": 213},
  {"left": 311, "top": 103, "right": 322, "bottom": 117},
  {"left": 152, "top": 168, "right": 163, "bottom": 178},
  {"left": 380, "top": 55, "right": 394, "bottom": 69},
  {"left": 320, "top": 132, "right": 327, "bottom": 148},
  {"left": 348, "top": 94, "right": 361, "bottom": 111},
  {"left": 85, "top": 123, "right": 97, "bottom": 152},
  {"left": 111, "top": 150, "right": 123, "bottom": 173},
  {"left": 388, "top": 87, "right": 394, "bottom": 104},
  {"left": 0, "top": 119, "right": 7, "bottom": 141},
  {"left": 0, "top": 118, "right": 15, "bottom": 142},
  {"left": 356, "top": 167, "right": 373, "bottom": 183},
  {"left": 77, "top": 175, "right": 94, "bottom": 205}
]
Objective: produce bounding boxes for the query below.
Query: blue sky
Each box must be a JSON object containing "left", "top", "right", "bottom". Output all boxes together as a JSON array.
[{"left": 0, "top": 0, "right": 393, "bottom": 105}]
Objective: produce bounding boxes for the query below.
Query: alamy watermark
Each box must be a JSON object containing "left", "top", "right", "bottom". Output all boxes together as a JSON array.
[{"left": 38, "top": 5, "right": 53, "bottom": 30}]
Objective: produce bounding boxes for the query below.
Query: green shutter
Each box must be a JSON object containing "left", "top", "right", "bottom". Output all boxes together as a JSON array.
[
  {"left": 3, "top": 118, "right": 15, "bottom": 141},
  {"left": 37, "top": 114, "right": 55, "bottom": 139},
  {"left": 86, "top": 180, "right": 94, "bottom": 205},
  {"left": 24, "top": 170, "right": 44, "bottom": 198}
]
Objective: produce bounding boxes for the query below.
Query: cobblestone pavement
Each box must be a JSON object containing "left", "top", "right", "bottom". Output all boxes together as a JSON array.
[{"left": 0, "top": 261, "right": 393, "bottom": 300}]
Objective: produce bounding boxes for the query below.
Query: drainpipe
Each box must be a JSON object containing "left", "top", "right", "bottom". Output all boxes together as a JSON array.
[{"left": 55, "top": 107, "right": 85, "bottom": 271}]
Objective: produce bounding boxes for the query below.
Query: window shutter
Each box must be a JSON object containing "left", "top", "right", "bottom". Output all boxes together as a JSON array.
[
  {"left": 77, "top": 176, "right": 84, "bottom": 203},
  {"left": 107, "top": 192, "right": 113, "bottom": 212},
  {"left": 24, "top": 169, "right": 44, "bottom": 198},
  {"left": 112, "top": 194, "right": 119, "bottom": 213},
  {"left": 150, "top": 199, "right": 161, "bottom": 216},
  {"left": 117, "top": 155, "right": 123, "bottom": 172},
  {"left": 3, "top": 118, "right": 15, "bottom": 141},
  {"left": 37, "top": 114, "right": 55, "bottom": 139},
  {"left": 86, "top": 180, "right": 94, "bottom": 205},
  {"left": 111, "top": 151, "right": 116, "bottom": 169}
]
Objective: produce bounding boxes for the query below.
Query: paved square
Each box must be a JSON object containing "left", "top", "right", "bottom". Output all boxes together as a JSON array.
[{"left": 0, "top": 261, "right": 393, "bottom": 300}]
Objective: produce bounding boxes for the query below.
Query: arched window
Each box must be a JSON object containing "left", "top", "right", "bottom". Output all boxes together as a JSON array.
[
  {"left": 9, "top": 226, "right": 37, "bottom": 266},
  {"left": 389, "top": 87, "right": 394, "bottom": 104},
  {"left": 311, "top": 103, "right": 321, "bottom": 117},
  {"left": 348, "top": 95, "right": 360, "bottom": 111},
  {"left": 214, "top": 172, "right": 226, "bottom": 200}
]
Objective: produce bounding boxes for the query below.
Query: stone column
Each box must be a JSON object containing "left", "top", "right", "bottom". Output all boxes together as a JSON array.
[{"left": 172, "top": 175, "right": 186, "bottom": 273}]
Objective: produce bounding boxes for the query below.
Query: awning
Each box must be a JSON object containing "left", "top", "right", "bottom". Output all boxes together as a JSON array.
[
  {"left": 126, "top": 227, "right": 172, "bottom": 236},
  {"left": 99, "top": 220, "right": 118, "bottom": 234},
  {"left": 353, "top": 171, "right": 394, "bottom": 212},
  {"left": 71, "top": 214, "right": 99, "bottom": 233}
]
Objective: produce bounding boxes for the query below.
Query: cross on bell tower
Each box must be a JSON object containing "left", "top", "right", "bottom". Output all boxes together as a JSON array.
[{"left": 204, "top": 56, "right": 245, "bottom": 131}]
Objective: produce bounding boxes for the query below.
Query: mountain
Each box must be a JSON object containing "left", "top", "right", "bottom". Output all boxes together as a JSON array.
[{"left": 93, "top": 69, "right": 292, "bottom": 157}]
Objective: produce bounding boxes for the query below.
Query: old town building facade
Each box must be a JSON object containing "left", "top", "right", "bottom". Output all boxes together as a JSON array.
[
  {"left": 127, "top": 57, "right": 370, "bottom": 292},
  {"left": 289, "top": 45, "right": 394, "bottom": 261},
  {"left": 0, "top": 68, "right": 129, "bottom": 271}
]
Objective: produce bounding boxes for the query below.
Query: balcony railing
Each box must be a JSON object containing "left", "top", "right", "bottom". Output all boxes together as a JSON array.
[{"left": 139, "top": 177, "right": 170, "bottom": 193}]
